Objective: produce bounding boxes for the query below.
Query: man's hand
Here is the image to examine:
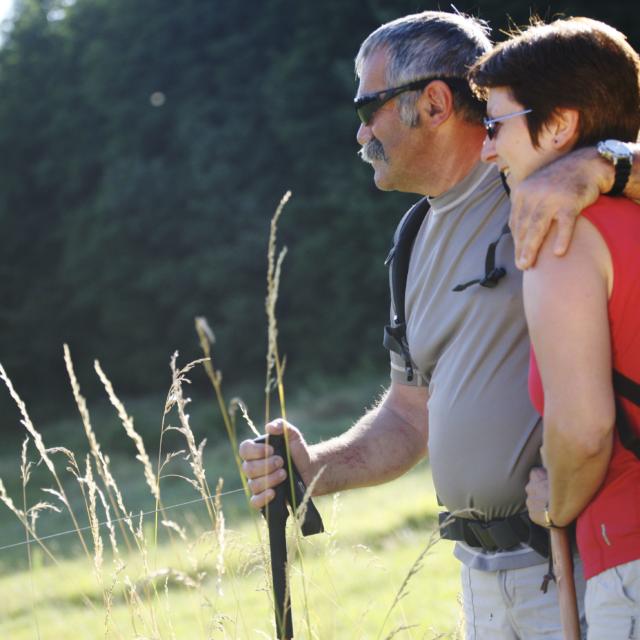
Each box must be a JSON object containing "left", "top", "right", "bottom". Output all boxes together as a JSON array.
[
  {"left": 239, "top": 419, "right": 311, "bottom": 510},
  {"left": 525, "top": 466, "right": 550, "bottom": 528},
  {"left": 509, "top": 147, "right": 612, "bottom": 270}
]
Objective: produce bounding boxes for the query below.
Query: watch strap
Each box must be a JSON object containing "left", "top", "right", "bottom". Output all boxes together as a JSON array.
[
  {"left": 599, "top": 140, "right": 634, "bottom": 197},
  {"left": 607, "top": 156, "right": 632, "bottom": 197}
]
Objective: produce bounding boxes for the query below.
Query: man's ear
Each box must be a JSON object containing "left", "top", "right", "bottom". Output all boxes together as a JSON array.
[
  {"left": 417, "top": 80, "right": 455, "bottom": 127},
  {"left": 547, "top": 108, "right": 580, "bottom": 150}
]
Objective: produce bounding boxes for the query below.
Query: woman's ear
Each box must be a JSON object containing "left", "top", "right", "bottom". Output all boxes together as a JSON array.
[{"left": 548, "top": 108, "right": 580, "bottom": 150}]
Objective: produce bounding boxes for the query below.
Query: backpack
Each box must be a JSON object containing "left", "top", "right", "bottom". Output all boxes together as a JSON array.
[
  {"left": 382, "top": 197, "right": 508, "bottom": 381},
  {"left": 613, "top": 371, "right": 640, "bottom": 458},
  {"left": 382, "top": 198, "right": 640, "bottom": 460}
]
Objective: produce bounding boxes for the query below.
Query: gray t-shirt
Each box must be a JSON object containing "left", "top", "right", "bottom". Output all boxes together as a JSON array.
[{"left": 390, "top": 162, "right": 544, "bottom": 571}]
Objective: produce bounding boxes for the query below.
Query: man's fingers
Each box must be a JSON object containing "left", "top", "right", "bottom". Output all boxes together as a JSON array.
[
  {"left": 239, "top": 417, "right": 311, "bottom": 503},
  {"left": 245, "top": 466, "right": 287, "bottom": 496},
  {"left": 238, "top": 438, "right": 273, "bottom": 462},
  {"left": 239, "top": 420, "right": 298, "bottom": 463},
  {"left": 508, "top": 195, "right": 528, "bottom": 247},
  {"left": 552, "top": 210, "right": 578, "bottom": 257},
  {"left": 515, "top": 209, "right": 550, "bottom": 270},
  {"left": 266, "top": 418, "right": 301, "bottom": 439},
  {"left": 528, "top": 466, "right": 548, "bottom": 482},
  {"left": 242, "top": 453, "right": 284, "bottom": 480},
  {"left": 265, "top": 418, "right": 286, "bottom": 435},
  {"left": 249, "top": 488, "right": 276, "bottom": 510}
]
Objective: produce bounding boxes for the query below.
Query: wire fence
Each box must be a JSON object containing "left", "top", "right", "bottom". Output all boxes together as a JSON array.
[{"left": 0, "top": 485, "right": 246, "bottom": 554}]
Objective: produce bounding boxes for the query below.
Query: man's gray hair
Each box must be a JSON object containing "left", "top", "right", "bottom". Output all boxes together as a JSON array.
[{"left": 355, "top": 11, "right": 492, "bottom": 125}]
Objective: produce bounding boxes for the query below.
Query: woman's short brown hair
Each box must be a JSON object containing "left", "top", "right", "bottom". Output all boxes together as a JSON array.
[{"left": 469, "top": 17, "right": 640, "bottom": 147}]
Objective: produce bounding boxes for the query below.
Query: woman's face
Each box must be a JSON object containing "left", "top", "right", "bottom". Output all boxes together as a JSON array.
[{"left": 481, "top": 87, "right": 561, "bottom": 189}]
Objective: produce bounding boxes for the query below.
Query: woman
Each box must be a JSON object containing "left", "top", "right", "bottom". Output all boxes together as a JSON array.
[{"left": 469, "top": 17, "right": 640, "bottom": 635}]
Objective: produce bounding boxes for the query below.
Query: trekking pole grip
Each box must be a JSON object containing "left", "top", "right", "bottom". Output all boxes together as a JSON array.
[
  {"left": 255, "top": 434, "right": 293, "bottom": 639},
  {"left": 254, "top": 432, "right": 324, "bottom": 639}
]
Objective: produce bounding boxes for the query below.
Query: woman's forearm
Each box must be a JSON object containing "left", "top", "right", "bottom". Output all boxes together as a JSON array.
[{"left": 543, "top": 419, "right": 613, "bottom": 526}]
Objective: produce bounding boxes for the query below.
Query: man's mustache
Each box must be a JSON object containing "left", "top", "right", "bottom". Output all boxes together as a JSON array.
[{"left": 359, "top": 138, "right": 388, "bottom": 163}]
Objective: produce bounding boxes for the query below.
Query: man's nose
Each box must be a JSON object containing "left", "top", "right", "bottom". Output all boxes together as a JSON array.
[{"left": 356, "top": 121, "right": 372, "bottom": 147}]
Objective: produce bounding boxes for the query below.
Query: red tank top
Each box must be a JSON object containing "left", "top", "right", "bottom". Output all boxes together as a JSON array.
[{"left": 529, "top": 195, "right": 640, "bottom": 579}]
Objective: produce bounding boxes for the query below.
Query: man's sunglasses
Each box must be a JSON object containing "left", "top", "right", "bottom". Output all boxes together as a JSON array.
[
  {"left": 483, "top": 108, "right": 533, "bottom": 140},
  {"left": 354, "top": 76, "right": 467, "bottom": 125}
]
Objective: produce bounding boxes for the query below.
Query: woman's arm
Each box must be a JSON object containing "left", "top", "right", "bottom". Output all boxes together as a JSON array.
[{"left": 523, "top": 216, "right": 615, "bottom": 526}]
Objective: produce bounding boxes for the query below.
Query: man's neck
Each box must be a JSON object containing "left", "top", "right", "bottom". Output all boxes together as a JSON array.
[{"left": 416, "top": 123, "right": 486, "bottom": 197}]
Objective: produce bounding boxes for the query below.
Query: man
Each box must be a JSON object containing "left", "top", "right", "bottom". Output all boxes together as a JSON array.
[{"left": 240, "top": 12, "right": 586, "bottom": 638}]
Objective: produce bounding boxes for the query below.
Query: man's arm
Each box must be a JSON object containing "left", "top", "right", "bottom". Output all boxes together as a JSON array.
[
  {"left": 511, "top": 142, "right": 640, "bottom": 270},
  {"left": 239, "top": 382, "right": 429, "bottom": 509}
]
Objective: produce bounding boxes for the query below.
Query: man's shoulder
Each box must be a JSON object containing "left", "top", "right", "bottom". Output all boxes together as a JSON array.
[{"left": 390, "top": 197, "right": 431, "bottom": 247}]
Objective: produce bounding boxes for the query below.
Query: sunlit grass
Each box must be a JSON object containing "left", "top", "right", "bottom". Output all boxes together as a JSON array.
[{"left": 0, "top": 461, "right": 461, "bottom": 639}]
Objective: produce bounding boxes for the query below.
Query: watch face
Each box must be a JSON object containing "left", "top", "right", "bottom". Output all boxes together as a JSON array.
[{"left": 602, "top": 139, "right": 633, "bottom": 158}]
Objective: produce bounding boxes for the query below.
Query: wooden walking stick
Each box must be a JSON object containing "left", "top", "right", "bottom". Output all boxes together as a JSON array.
[
  {"left": 550, "top": 527, "right": 581, "bottom": 640},
  {"left": 255, "top": 434, "right": 324, "bottom": 639}
]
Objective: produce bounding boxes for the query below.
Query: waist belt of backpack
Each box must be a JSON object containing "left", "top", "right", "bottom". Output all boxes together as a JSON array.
[{"left": 438, "top": 511, "right": 549, "bottom": 558}]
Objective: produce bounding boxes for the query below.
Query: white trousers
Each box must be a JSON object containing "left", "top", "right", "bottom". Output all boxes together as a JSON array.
[
  {"left": 460, "top": 557, "right": 587, "bottom": 639},
  {"left": 585, "top": 559, "right": 640, "bottom": 640}
]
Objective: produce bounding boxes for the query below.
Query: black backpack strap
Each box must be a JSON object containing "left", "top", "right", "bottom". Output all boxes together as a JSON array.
[
  {"left": 452, "top": 223, "right": 509, "bottom": 292},
  {"left": 613, "top": 369, "right": 640, "bottom": 459},
  {"left": 452, "top": 172, "right": 511, "bottom": 293},
  {"left": 383, "top": 198, "right": 430, "bottom": 382}
]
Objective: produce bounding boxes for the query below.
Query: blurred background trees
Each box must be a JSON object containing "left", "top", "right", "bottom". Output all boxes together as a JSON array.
[{"left": 0, "top": 0, "right": 637, "bottom": 431}]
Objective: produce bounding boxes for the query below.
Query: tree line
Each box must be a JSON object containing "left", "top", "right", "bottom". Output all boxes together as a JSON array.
[{"left": 0, "top": 0, "right": 637, "bottom": 429}]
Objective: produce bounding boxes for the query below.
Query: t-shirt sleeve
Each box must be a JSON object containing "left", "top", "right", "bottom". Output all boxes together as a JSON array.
[
  {"left": 389, "top": 305, "right": 429, "bottom": 387},
  {"left": 389, "top": 339, "right": 429, "bottom": 387}
]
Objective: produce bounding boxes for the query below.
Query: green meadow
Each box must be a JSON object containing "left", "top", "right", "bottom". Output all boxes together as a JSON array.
[{"left": 0, "top": 370, "right": 462, "bottom": 640}]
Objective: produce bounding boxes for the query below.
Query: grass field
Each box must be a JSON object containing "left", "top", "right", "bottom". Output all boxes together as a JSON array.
[{"left": 0, "top": 369, "right": 462, "bottom": 639}]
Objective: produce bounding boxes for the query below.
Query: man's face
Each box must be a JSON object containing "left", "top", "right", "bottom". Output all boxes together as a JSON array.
[{"left": 355, "top": 49, "right": 426, "bottom": 193}]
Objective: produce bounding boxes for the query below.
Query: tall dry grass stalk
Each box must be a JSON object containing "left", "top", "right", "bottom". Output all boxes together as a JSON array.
[
  {"left": 0, "top": 368, "right": 101, "bottom": 623},
  {"left": 83, "top": 455, "right": 104, "bottom": 581},
  {"left": 265, "top": 190, "right": 291, "bottom": 425},
  {"left": 0, "top": 478, "right": 59, "bottom": 565},
  {"left": 195, "top": 317, "right": 252, "bottom": 503},
  {"left": 214, "top": 477, "right": 226, "bottom": 596},
  {"left": 377, "top": 526, "right": 442, "bottom": 640},
  {"left": 0, "top": 363, "right": 91, "bottom": 558},
  {"left": 64, "top": 344, "right": 135, "bottom": 553},
  {"left": 195, "top": 191, "right": 323, "bottom": 639},
  {"left": 95, "top": 360, "right": 159, "bottom": 503},
  {"left": 165, "top": 353, "right": 215, "bottom": 525},
  {"left": 20, "top": 437, "right": 41, "bottom": 640}
]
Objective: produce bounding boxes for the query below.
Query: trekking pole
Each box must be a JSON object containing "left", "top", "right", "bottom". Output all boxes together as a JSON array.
[
  {"left": 550, "top": 528, "right": 580, "bottom": 640},
  {"left": 255, "top": 434, "right": 324, "bottom": 640}
]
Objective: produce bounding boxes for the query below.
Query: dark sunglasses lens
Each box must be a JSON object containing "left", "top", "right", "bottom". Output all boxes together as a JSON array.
[
  {"left": 357, "top": 99, "right": 379, "bottom": 125},
  {"left": 485, "top": 123, "right": 495, "bottom": 140}
]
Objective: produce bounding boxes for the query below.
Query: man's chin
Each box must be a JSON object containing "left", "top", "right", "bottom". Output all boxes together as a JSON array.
[{"left": 372, "top": 168, "right": 394, "bottom": 191}]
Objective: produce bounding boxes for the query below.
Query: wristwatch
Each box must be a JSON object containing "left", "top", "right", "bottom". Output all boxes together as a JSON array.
[{"left": 597, "top": 139, "right": 633, "bottom": 197}]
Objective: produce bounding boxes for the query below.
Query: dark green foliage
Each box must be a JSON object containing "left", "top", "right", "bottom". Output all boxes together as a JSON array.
[{"left": 0, "top": 0, "right": 637, "bottom": 429}]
